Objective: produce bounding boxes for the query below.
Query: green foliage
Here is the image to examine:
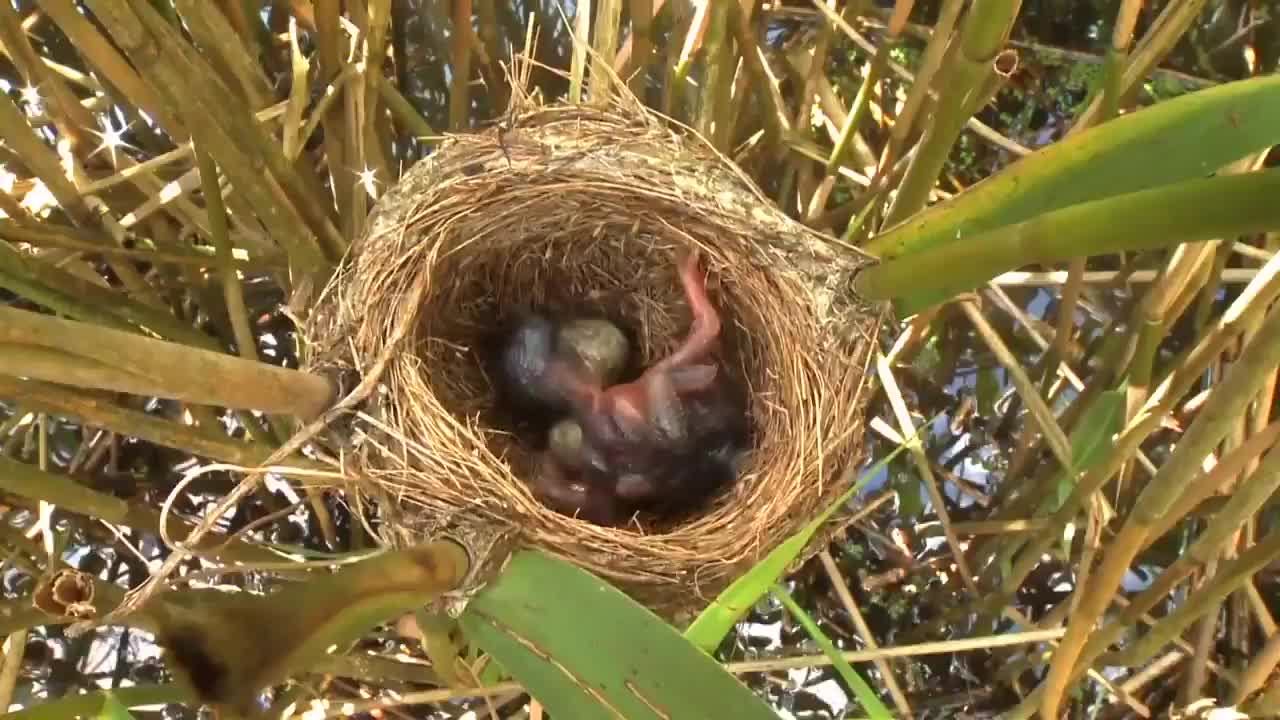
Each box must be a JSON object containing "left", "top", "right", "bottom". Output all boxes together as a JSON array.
[
  {"left": 461, "top": 551, "right": 778, "bottom": 720},
  {"left": 869, "top": 72, "right": 1280, "bottom": 262},
  {"left": 94, "top": 693, "right": 137, "bottom": 720},
  {"left": 685, "top": 429, "right": 921, "bottom": 653},
  {"left": 772, "top": 584, "right": 893, "bottom": 719},
  {"left": 862, "top": 167, "right": 1280, "bottom": 310},
  {"left": 892, "top": 465, "right": 926, "bottom": 519},
  {"left": 1043, "top": 390, "right": 1126, "bottom": 515},
  {"left": 4, "top": 686, "right": 187, "bottom": 720}
]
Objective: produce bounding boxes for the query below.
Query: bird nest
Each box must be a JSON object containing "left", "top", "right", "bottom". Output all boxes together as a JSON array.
[{"left": 302, "top": 94, "right": 885, "bottom": 616}]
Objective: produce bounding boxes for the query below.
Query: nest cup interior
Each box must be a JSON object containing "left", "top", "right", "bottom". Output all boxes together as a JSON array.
[
  {"left": 307, "top": 106, "right": 879, "bottom": 611},
  {"left": 453, "top": 235, "right": 757, "bottom": 512},
  {"left": 384, "top": 205, "right": 806, "bottom": 552}
]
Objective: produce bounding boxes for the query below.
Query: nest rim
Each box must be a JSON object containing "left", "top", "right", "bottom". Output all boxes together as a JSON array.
[{"left": 303, "top": 94, "right": 884, "bottom": 614}]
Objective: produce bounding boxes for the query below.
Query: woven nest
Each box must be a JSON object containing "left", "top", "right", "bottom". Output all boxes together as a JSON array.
[{"left": 303, "top": 92, "right": 885, "bottom": 616}]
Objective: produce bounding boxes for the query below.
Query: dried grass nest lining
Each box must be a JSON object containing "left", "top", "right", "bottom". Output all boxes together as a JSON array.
[{"left": 304, "top": 101, "right": 884, "bottom": 611}]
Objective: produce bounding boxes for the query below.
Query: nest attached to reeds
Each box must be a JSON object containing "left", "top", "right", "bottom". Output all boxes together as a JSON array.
[{"left": 302, "top": 89, "right": 886, "bottom": 616}]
